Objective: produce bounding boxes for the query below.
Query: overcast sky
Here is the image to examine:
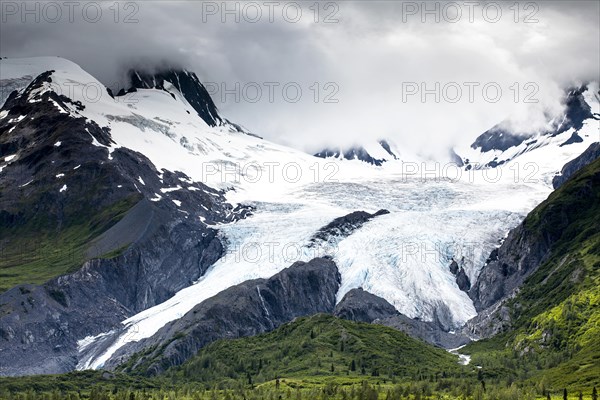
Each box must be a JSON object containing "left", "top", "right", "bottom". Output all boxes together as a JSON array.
[{"left": 1, "top": 1, "right": 599, "bottom": 157}]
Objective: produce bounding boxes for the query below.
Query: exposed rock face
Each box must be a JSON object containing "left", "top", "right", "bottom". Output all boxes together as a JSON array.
[
  {"left": 378, "top": 140, "right": 398, "bottom": 160},
  {"left": 334, "top": 288, "right": 470, "bottom": 349},
  {"left": 447, "top": 259, "right": 470, "bottom": 292},
  {"left": 310, "top": 209, "right": 389, "bottom": 245},
  {"left": 334, "top": 288, "right": 399, "bottom": 323},
  {"left": 0, "top": 218, "right": 223, "bottom": 376},
  {"left": 377, "top": 314, "right": 470, "bottom": 349},
  {"left": 107, "top": 257, "right": 341, "bottom": 375},
  {"left": 128, "top": 69, "right": 223, "bottom": 127},
  {"left": 460, "top": 298, "right": 513, "bottom": 340},
  {"left": 468, "top": 223, "right": 550, "bottom": 312},
  {"left": 0, "top": 71, "right": 247, "bottom": 376},
  {"left": 461, "top": 85, "right": 598, "bottom": 170},
  {"left": 553, "top": 142, "right": 600, "bottom": 189},
  {"left": 455, "top": 268, "right": 471, "bottom": 292},
  {"left": 449, "top": 260, "right": 459, "bottom": 275}
]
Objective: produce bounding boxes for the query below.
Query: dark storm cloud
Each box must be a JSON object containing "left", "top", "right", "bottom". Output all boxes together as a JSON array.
[{"left": 1, "top": 1, "right": 598, "bottom": 156}]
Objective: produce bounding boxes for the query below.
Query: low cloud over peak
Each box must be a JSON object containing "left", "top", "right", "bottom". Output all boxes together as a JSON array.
[{"left": 1, "top": 1, "right": 598, "bottom": 156}]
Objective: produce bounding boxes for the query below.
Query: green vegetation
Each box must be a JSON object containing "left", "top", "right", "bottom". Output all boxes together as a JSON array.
[
  {"left": 1, "top": 315, "right": 599, "bottom": 399},
  {"left": 163, "top": 314, "right": 462, "bottom": 385},
  {"left": 0, "top": 193, "right": 140, "bottom": 293},
  {"left": 0, "top": 370, "right": 159, "bottom": 394},
  {"left": 100, "top": 243, "right": 133, "bottom": 260},
  {"left": 3, "top": 375, "right": 597, "bottom": 400}
]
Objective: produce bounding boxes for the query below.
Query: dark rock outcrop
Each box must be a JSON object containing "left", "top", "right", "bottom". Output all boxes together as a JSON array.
[
  {"left": 309, "top": 209, "right": 389, "bottom": 245},
  {"left": 334, "top": 288, "right": 398, "bottom": 323},
  {"left": 455, "top": 268, "right": 471, "bottom": 292},
  {"left": 468, "top": 223, "right": 550, "bottom": 312},
  {"left": 334, "top": 288, "right": 470, "bottom": 349},
  {"left": 128, "top": 69, "right": 223, "bottom": 127},
  {"left": 472, "top": 85, "right": 594, "bottom": 153},
  {"left": 459, "top": 299, "right": 513, "bottom": 340},
  {"left": 447, "top": 259, "right": 470, "bottom": 292},
  {"left": 553, "top": 142, "right": 600, "bottom": 188},
  {"left": 559, "top": 131, "right": 584, "bottom": 147},
  {"left": 378, "top": 140, "right": 398, "bottom": 160},
  {"left": 471, "top": 130, "right": 526, "bottom": 154},
  {"left": 449, "top": 260, "right": 459, "bottom": 275},
  {"left": 107, "top": 257, "right": 341, "bottom": 375},
  {"left": 377, "top": 314, "right": 470, "bottom": 349}
]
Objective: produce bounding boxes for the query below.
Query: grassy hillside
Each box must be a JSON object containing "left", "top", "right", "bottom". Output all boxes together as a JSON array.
[
  {"left": 1, "top": 315, "right": 474, "bottom": 399},
  {"left": 163, "top": 313, "right": 463, "bottom": 386},
  {"left": 0, "top": 193, "right": 140, "bottom": 293},
  {"left": 464, "top": 157, "right": 600, "bottom": 392}
]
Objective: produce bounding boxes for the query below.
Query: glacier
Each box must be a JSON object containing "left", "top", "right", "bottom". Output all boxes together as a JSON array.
[
  {"left": 1, "top": 57, "right": 598, "bottom": 370},
  {"left": 77, "top": 158, "right": 593, "bottom": 369}
]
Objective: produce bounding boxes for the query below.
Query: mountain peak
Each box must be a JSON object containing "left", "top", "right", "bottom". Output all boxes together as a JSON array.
[{"left": 123, "top": 68, "right": 227, "bottom": 129}]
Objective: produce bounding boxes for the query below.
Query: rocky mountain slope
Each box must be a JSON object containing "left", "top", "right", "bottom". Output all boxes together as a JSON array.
[
  {"left": 553, "top": 142, "right": 600, "bottom": 188},
  {"left": 333, "top": 287, "right": 399, "bottom": 323},
  {"left": 111, "top": 257, "right": 341, "bottom": 375},
  {"left": 334, "top": 288, "right": 470, "bottom": 348},
  {"left": 125, "top": 69, "right": 245, "bottom": 132},
  {"left": 0, "top": 60, "right": 248, "bottom": 376}
]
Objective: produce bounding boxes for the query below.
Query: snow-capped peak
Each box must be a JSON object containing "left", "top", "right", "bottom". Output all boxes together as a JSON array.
[{"left": 123, "top": 68, "right": 242, "bottom": 131}]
